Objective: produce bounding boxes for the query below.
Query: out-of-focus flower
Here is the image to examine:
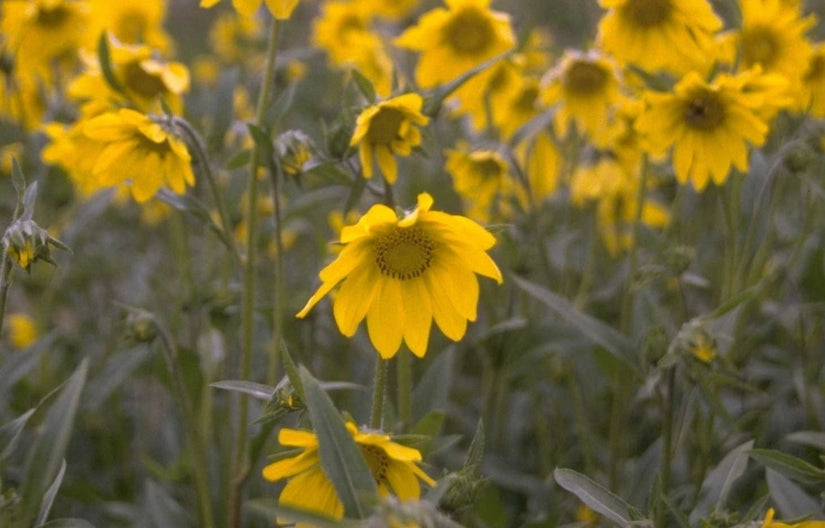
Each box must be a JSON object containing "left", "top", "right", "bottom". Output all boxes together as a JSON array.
[
  {"left": 596, "top": 0, "right": 722, "bottom": 74},
  {"left": 797, "top": 43, "right": 825, "bottom": 117},
  {"left": 87, "top": 0, "right": 171, "bottom": 52},
  {"left": 349, "top": 93, "right": 429, "bottom": 184},
  {"left": 636, "top": 70, "right": 770, "bottom": 191},
  {"left": 276, "top": 130, "right": 313, "bottom": 176},
  {"left": 5, "top": 313, "right": 39, "bottom": 350},
  {"left": 200, "top": 0, "right": 299, "bottom": 19},
  {"left": 68, "top": 38, "right": 190, "bottom": 116},
  {"left": 539, "top": 49, "right": 622, "bottom": 143},
  {"left": 262, "top": 423, "right": 435, "bottom": 526},
  {"left": 394, "top": 0, "right": 515, "bottom": 88},
  {"left": 446, "top": 145, "right": 520, "bottom": 222},
  {"left": 515, "top": 130, "right": 560, "bottom": 207},
  {"left": 761, "top": 507, "right": 825, "bottom": 527},
  {"left": 368, "top": 0, "right": 419, "bottom": 21},
  {"left": 297, "top": 193, "right": 502, "bottom": 358},
  {"left": 209, "top": 12, "right": 262, "bottom": 64}
]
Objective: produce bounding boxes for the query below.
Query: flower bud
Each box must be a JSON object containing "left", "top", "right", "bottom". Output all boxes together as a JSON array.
[
  {"left": 275, "top": 130, "right": 313, "bottom": 176},
  {"left": 2, "top": 219, "right": 68, "bottom": 272}
]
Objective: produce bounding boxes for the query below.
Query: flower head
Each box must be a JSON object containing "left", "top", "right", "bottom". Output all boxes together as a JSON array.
[
  {"left": 394, "top": 0, "right": 515, "bottom": 88},
  {"left": 446, "top": 145, "right": 520, "bottom": 222},
  {"left": 262, "top": 423, "right": 435, "bottom": 526},
  {"left": 350, "top": 93, "right": 429, "bottom": 184},
  {"left": 87, "top": 0, "right": 171, "bottom": 51},
  {"left": 6, "top": 313, "right": 39, "bottom": 350},
  {"left": 596, "top": 0, "right": 722, "bottom": 74},
  {"left": 297, "top": 193, "right": 502, "bottom": 358},
  {"left": 635, "top": 70, "right": 770, "bottom": 191}
]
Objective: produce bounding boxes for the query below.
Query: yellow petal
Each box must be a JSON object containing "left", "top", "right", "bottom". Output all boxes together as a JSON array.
[
  {"left": 366, "top": 279, "right": 404, "bottom": 358},
  {"left": 334, "top": 264, "right": 380, "bottom": 336},
  {"left": 401, "top": 278, "right": 433, "bottom": 357},
  {"left": 425, "top": 271, "right": 466, "bottom": 341}
]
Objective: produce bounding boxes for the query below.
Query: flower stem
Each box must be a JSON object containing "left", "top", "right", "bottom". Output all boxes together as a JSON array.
[
  {"left": 267, "top": 162, "right": 285, "bottom": 385},
  {"left": 370, "top": 358, "right": 388, "bottom": 429},
  {"left": 229, "top": 17, "right": 281, "bottom": 528},
  {"left": 619, "top": 154, "right": 649, "bottom": 335},
  {"left": 0, "top": 257, "right": 13, "bottom": 344},
  {"left": 396, "top": 349, "right": 412, "bottom": 430},
  {"left": 655, "top": 367, "right": 677, "bottom": 528}
]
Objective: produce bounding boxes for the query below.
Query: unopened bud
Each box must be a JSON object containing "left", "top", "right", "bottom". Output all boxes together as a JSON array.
[
  {"left": 276, "top": 130, "right": 313, "bottom": 176},
  {"left": 2, "top": 219, "right": 68, "bottom": 272}
]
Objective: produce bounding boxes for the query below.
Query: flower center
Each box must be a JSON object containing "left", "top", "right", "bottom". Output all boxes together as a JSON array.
[
  {"left": 122, "top": 62, "right": 166, "bottom": 99},
  {"left": 442, "top": 7, "right": 494, "bottom": 56},
  {"left": 365, "top": 107, "right": 404, "bottom": 144},
  {"left": 741, "top": 26, "right": 780, "bottom": 69},
  {"left": 513, "top": 84, "right": 539, "bottom": 112},
  {"left": 563, "top": 60, "right": 609, "bottom": 95},
  {"left": 683, "top": 89, "right": 725, "bottom": 131},
  {"left": 620, "top": 0, "right": 672, "bottom": 27},
  {"left": 471, "top": 156, "right": 505, "bottom": 181},
  {"left": 360, "top": 445, "right": 389, "bottom": 483},
  {"left": 116, "top": 11, "right": 150, "bottom": 44},
  {"left": 375, "top": 226, "right": 434, "bottom": 280}
]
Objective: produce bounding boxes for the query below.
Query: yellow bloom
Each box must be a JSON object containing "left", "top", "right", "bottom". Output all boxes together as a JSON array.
[
  {"left": 6, "top": 313, "right": 39, "bottom": 350},
  {"left": 367, "top": 0, "right": 419, "bottom": 21},
  {"left": 86, "top": 0, "right": 171, "bottom": 52},
  {"left": 515, "top": 131, "right": 560, "bottom": 206},
  {"left": 199, "top": 0, "right": 299, "bottom": 19},
  {"left": 297, "top": 193, "right": 502, "bottom": 358},
  {"left": 570, "top": 158, "right": 632, "bottom": 207},
  {"left": 262, "top": 423, "right": 435, "bottom": 526},
  {"left": 394, "top": 0, "right": 515, "bottom": 88},
  {"left": 539, "top": 49, "right": 622, "bottom": 143},
  {"left": 596, "top": 0, "right": 722, "bottom": 74},
  {"left": 68, "top": 38, "right": 190, "bottom": 116},
  {"left": 209, "top": 11, "right": 262, "bottom": 63},
  {"left": 635, "top": 71, "right": 769, "bottom": 191},
  {"left": 445, "top": 145, "right": 519, "bottom": 222},
  {"left": 69, "top": 109, "right": 193, "bottom": 202},
  {"left": 761, "top": 508, "right": 825, "bottom": 528},
  {"left": 349, "top": 93, "right": 429, "bottom": 184}
]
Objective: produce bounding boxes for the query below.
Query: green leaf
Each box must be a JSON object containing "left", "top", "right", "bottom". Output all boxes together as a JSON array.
[
  {"left": 766, "top": 468, "right": 821, "bottom": 519},
  {"left": 20, "top": 358, "right": 89, "bottom": 526},
  {"left": 22, "top": 180, "right": 38, "bottom": 221},
  {"left": 553, "top": 468, "right": 636, "bottom": 527},
  {"left": 96, "top": 32, "right": 125, "bottom": 95},
  {"left": 281, "top": 341, "right": 305, "bottom": 402},
  {"left": 786, "top": 431, "right": 825, "bottom": 451},
  {"left": 247, "top": 123, "right": 274, "bottom": 165},
  {"left": 83, "top": 347, "right": 151, "bottom": 411},
  {"left": 37, "top": 520, "right": 97, "bottom": 528},
  {"left": 226, "top": 149, "right": 252, "bottom": 170},
  {"left": 304, "top": 161, "right": 353, "bottom": 185},
  {"left": 11, "top": 157, "right": 25, "bottom": 206},
  {"left": 350, "top": 69, "right": 376, "bottom": 103},
  {"left": 246, "top": 498, "right": 353, "bottom": 527},
  {"left": 423, "top": 51, "right": 511, "bottom": 117},
  {"left": 694, "top": 439, "right": 753, "bottom": 517},
  {"left": 299, "top": 366, "right": 377, "bottom": 518},
  {"left": 35, "top": 459, "right": 66, "bottom": 526},
  {"left": 211, "top": 380, "right": 275, "bottom": 400},
  {"left": 411, "top": 347, "right": 455, "bottom": 423},
  {"left": 0, "top": 408, "right": 35, "bottom": 462},
  {"left": 142, "top": 479, "right": 193, "bottom": 528},
  {"left": 511, "top": 275, "right": 642, "bottom": 378},
  {"left": 749, "top": 448, "right": 825, "bottom": 484}
]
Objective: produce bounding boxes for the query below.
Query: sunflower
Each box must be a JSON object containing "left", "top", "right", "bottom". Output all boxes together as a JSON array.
[
  {"left": 539, "top": 49, "right": 622, "bottom": 143},
  {"left": 262, "top": 423, "right": 435, "bottom": 526},
  {"left": 87, "top": 0, "right": 171, "bottom": 52},
  {"left": 393, "top": 0, "right": 515, "bottom": 89},
  {"left": 349, "top": 93, "right": 429, "bottom": 184},
  {"left": 635, "top": 71, "right": 769, "bottom": 191},
  {"left": 199, "top": 0, "right": 299, "bottom": 19},
  {"left": 297, "top": 193, "right": 502, "bottom": 358},
  {"left": 596, "top": 0, "right": 722, "bottom": 74},
  {"left": 446, "top": 145, "right": 519, "bottom": 222}
]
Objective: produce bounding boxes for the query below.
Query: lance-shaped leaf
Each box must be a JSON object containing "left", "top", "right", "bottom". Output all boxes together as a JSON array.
[
  {"left": 749, "top": 448, "right": 825, "bottom": 485},
  {"left": 554, "top": 468, "right": 638, "bottom": 527}
]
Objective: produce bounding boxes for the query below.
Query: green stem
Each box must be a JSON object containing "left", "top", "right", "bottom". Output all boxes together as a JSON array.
[
  {"left": 370, "top": 358, "right": 388, "bottom": 429},
  {"left": 229, "top": 18, "right": 281, "bottom": 528},
  {"left": 267, "top": 162, "right": 285, "bottom": 385},
  {"left": 0, "top": 258, "right": 12, "bottom": 344},
  {"left": 620, "top": 154, "right": 649, "bottom": 335},
  {"left": 396, "top": 349, "right": 412, "bottom": 431},
  {"left": 656, "top": 367, "right": 677, "bottom": 528},
  {"left": 156, "top": 322, "right": 214, "bottom": 528}
]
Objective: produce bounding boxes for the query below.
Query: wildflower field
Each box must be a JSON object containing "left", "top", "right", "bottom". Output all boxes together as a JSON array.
[{"left": 3, "top": 0, "right": 825, "bottom": 526}]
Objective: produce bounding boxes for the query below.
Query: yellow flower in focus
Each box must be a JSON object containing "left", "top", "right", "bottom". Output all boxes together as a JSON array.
[
  {"left": 798, "top": 44, "right": 825, "bottom": 117},
  {"left": 635, "top": 71, "right": 769, "bottom": 191},
  {"left": 349, "top": 93, "right": 429, "bottom": 184},
  {"left": 6, "top": 313, "right": 39, "bottom": 350},
  {"left": 394, "top": 0, "right": 516, "bottom": 88},
  {"left": 200, "top": 0, "right": 299, "bottom": 19},
  {"left": 297, "top": 193, "right": 502, "bottom": 358},
  {"left": 262, "top": 423, "right": 435, "bottom": 526},
  {"left": 86, "top": 0, "right": 171, "bottom": 52},
  {"left": 77, "top": 109, "right": 193, "bottom": 202},
  {"left": 539, "top": 49, "right": 622, "bottom": 143},
  {"left": 596, "top": 0, "right": 722, "bottom": 74},
  {"left": 68, "top": 38, "right": 190, "bottom": 116},
  {"left": 761, "top": 508, "right": 825, "bottom": 527},
  {"left": 446, "top": 145, "right": 520, "bottom": 222}
]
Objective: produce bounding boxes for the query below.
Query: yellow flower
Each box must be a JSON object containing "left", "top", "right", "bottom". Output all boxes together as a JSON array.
[
  {"left": 297, "top": 193, "right": 502, "bottom": 358},
  {"left": 86, "top": 0, "right": 171, "bottom": 52},
  {"left": 445, "top": 145, "right": 519, "bottom": 222},
  {"left": 394, "top": 0, "right": 515, "bottom": 88},
  {"left": 6, "top": 313, "right": 39, "bottom": 350},
  {"left": 596, "top": 0, "right": 722, "bottom": 74},
  {"left": 761, "top": 508, "right": 825, "bottom": 527},
  {"left": 72, "top": 109, "right": 193, "bottom": 202},
  {"left": 367, "top": 0, "right": 419, "bottom": 21},
  {"left": 539, "top": 49, "right": 622, "bottom": 143},
  {"left": 68, "top": 38, "right": 190, "bottom": 116},
  {"left": 721, "top": 0, "right": 815, "bottom": 85},
  {"left": 349, "top": 93, "right": 429, "bottom": 184},
  {"left": 570, "top": 158, "right": 632, "bottom": 207},
  {"left": 262, "top": 423, "right": 436, "bottom": 526},
  {"left": 199, "top": 0, "right": 299, "bottom": 19},
  {"left": 797, "top": 43, "right": 825, "bottom": 117},
  {"left": 515, "top": 130, "right": 560, "bottom": 206},
  {"left": 209, "top": 11, "right": 262, "bottom": 63},
  {"left": 635, "top": 71, "right": 769, "bottom": 191}
]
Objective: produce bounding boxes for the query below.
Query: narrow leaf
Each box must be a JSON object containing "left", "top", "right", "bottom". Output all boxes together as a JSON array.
[
  {"left": 511, "top": 275, "right": 641, "bottom": 377},
  {"left": 749, "top": 449, "right": 825, "bottom": 484},
  {"left": 786, "top": 431, "right": 825, "bottom": 451},
  {"left": 96, "top": 33, "right": 125, "bottom": 94},
  {"left": 281, "top": 341, "right": 305, "bottom": 402},
  {"left": 226, "top": 149, "right": 252, "bottom": 170},
  {"left": 247, "top": 123, "right": 274, "bottom": 164},
  {"left": 0, "top": 408, "right": 35, "bottom": 462},
  {"left": 693, "top": 439, "right": 753, "bottom": 518},
  {"left": 299, "top": 366, "right": 377, "bottom": 518},
  {"left": 211, "top": 380, "right": 275, "bottom": 400},
  {"left": 11, "top": 157, "right": 26, "bottom": 200},
  {"left": 22, "top": 180, "right": 38, "bottom": 221},
  {"left": 35, "top": 459, "right": 66, "bottom": 526},
  {"left": 766, "top": 469, "right": 821, "bottom": 519},
  {"left": 554, "top": 468, "right": 634, "bottom": 527},
  {"left": 423, "top": 51, "right": 511, "bottom": 116},
  {"left": 350, "top": 69, "right": 376, "bottom": 103}
]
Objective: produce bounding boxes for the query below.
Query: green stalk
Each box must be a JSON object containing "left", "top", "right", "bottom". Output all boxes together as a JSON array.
[
  {"left": 619, "top": 154, "right": 649, "bottom": 335},
  {"left": 266, "top": 162, "right": 285, "bottom": 385},
  {"left": 655, "top": 367, "right": 677, "bottom": 528},
  {"left": 370, "top": 358, "right": 388, "bottom": 429},
  {"left": 0, "top": 257, "right": 12, "bottom": 344},
  {"left": 229, "top": 18, "right": 281, "bottom": 528},
  {"left": 396, "top": 349, "right": 412, "bottom": 431}
]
